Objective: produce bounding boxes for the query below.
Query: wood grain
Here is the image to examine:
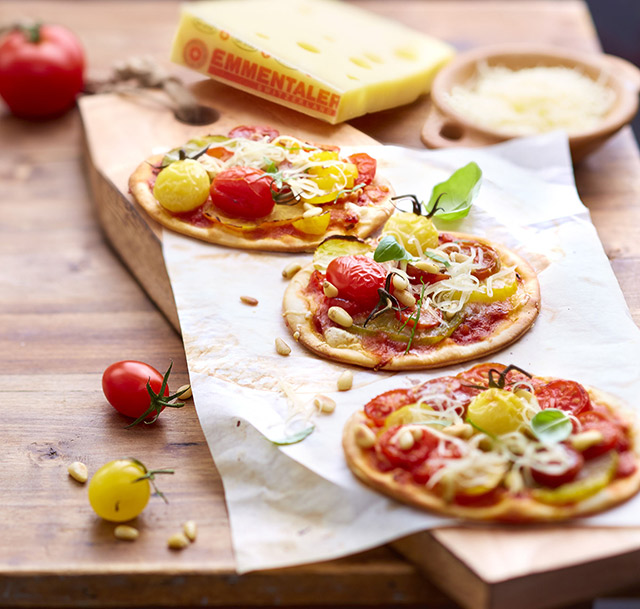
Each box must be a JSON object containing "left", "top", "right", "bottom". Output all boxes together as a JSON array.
[{"left": 3, "top": 2, "right": 640, "bottom": 609}]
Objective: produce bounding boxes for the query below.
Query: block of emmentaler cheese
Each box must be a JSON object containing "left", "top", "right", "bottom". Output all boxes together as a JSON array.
[{"left": 170, "top": 0, "right": 455, "bottom": 123}]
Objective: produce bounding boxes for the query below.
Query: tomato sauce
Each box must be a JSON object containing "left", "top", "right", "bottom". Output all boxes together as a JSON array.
[
  {"left": 174, "top": 206, "right": 214, "bottom": 228},
  {"left": 450, "top": 301, "right": 511, "bottom": 345}
]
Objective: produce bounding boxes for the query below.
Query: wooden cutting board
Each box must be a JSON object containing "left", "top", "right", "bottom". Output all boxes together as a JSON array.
[{"left": 80, "top": 78, "right": 640, "bottom": 609}]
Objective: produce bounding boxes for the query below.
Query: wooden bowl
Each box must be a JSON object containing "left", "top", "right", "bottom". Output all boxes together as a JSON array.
[{"left": 421, "top": 45, "right": 640, "bottom": 162}]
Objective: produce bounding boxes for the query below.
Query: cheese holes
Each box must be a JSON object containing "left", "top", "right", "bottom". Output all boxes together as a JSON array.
[
  {"left": 349, "top": 57, "right": 372, "bottom": 70},
  {"left": 297, "top": 41, "right": 320, "bottom": 54},
  {"left": 394, "top": 47, "right": 418, "bottom": 61},
  {"left": 364, "top": 52, "right": 383, "bottom": 64}
]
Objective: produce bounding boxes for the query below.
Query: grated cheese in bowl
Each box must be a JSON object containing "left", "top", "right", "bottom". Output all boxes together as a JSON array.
[{"left": 445, "top": 63, "right": 616, "bottom": 136}]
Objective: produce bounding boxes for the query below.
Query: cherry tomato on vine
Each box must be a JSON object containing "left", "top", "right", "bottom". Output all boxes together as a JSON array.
[
  {"left": 102, "top": 361, "right": 187, "bottom": 428},
  {"left": 325, "top": 255, "right": 387, "bottom": 311},
  {"left": 210, "top": 166, "right": 277, "bottom": 219},
  {"left": 88, "top": 458, "right": 174, "bottom": 522},
  {"left": 0, "top": 22, "right": 84, "bottom": 119}
]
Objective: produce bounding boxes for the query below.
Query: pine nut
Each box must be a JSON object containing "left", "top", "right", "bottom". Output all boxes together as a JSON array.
[
  {"left": 396, "top": 430, "right": 415, "bottom": 450},
  {"left": 413, "top": 259, "right": 439, "bottom": 274},
  {"left": 282, "top": 262, "right": 302, "bottom": 279},
  {"left": 114, "top": 525, "right": 139, "bottom": 541},
  {"left": 354, "top": 424, "right": 376, "bottom": 448},
  {"left": 176, "top": 384, "right": 192, "bottom": 400},
  {"left": 451, "top": 252, "right": 470, "bottom": 263},
  {"left": 328, "top": 306, "right": 353, "bottom": 328},
  {"left": 275, "top": 337, "right": 291, "bottom": 356},
  {"left": 293, "top": 330, "right": 300, "bottom": 341},
  {"left": 303, "top": 206, "right": 323, "bottom": 218},
  {"left": 410, "top": 428, "right": 424, "bottom": 440},
  {"left": 314, "top": 394, "right": 336, "bottom": 414},
  {"left": 323, "top": 280, "right": 339, "bottom": 298},
  {"left": 68, "top": 461, "right": 88, "bottom": 483},
  {"left": 240, "top": 295, "right": 259, "bottom": 306},
  {"left": 392, "top": 273, "right": 409, "bottom": 291},
  {"left": 504, "top": 470, "right": 524, "bottom": 493},
  {"left": 182, "top": 520, "right": 197, "bottom": 542},
  {"left": 570, "top": 430, "right": 604, "bottom": 451},
  {"left": 337, "top": 370, "right": 353, "bottom": 391},
  {"left": 167, "top": 532, "right": 190, "bottom": 550},
  {"left": 395, "top": 289, "right": 416, "bottom": 308},
  {"left": 441, "top": 423, "right": 473, "bottom": 439}
]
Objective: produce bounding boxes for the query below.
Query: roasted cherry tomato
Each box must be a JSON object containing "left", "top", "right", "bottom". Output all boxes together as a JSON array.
[
  {"left": 210, "top": 166, "right": 276, "bottom": 219},
  {"left": 348, "top": 153, "right": 376, "bottom": 186},
  {"left": 530, "top": 445, "right": 584, "bottom": 488},
  {"left": 536, "top": 380, "right": 591, "bottom": 416},
  {"left": 379, "top": 425, "right": 438, "bottom": 468},
  {"left": 364, "top": 387, "right": 418, "bottom": 427},
  {"left": 102, "top": 361, "right": 186, "bottom": 427},
  {"left": 325, "top": 255, "right": 387, "bottom": 311},
  {"left": 227, "top": 125, "right": 279, "bottom": 141},
  {"left": 0, "top": 22, "right": 84, "bottom": 119},
  {"left": 577, "top": 407, "right": 629, "bottom": 459},
  {"left": 88, "top": 458, "right": 173, "bottom": 522}
]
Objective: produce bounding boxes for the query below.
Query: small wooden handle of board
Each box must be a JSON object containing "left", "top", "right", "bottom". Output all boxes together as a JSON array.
[
  {"left": 421, "top": 100, "right": 501, "bottom": 150},
  {"left": 601, "top": 54, "right": 640, "bottom": 94}
]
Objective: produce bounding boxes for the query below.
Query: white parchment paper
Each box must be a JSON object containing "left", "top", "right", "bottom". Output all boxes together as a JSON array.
[{"left": 162, "top": 132, "right": 640, "bottom": 573}]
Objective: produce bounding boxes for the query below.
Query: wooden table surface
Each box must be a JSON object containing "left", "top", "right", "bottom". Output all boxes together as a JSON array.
[{"left": 2, "top": 1, "right": 640, "bottom": 609}]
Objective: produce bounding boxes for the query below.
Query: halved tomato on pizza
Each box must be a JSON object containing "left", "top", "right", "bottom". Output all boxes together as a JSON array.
[
  {"left": 343, "top": 363, "right": 640, "bottom": 521},
  {"left": 282, "top": 209, "right": 540, "bottom": 370},
  {"left": 128, "top": 125, "right": 394, "bottom": 252}
]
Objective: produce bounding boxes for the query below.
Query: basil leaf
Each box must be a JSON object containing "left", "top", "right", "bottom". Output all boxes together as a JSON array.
[
  {"left": 426, "top": 162, "right": 482, "bottom": 221},
  {"left": 268, "top": 421, "right": 315, "bottom": 446},
  {"left": 531, "top": 409, "right": 572, "bottom": 444},
  {"left": 374, "top": 235, "right": 415, "bottom": 263}
]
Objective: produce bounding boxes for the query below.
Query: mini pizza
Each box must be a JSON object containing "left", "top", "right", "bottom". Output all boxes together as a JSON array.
[
  {"left": 128, "top": 125, "right": 394, "bottom": 252},
  {"left": 343, "top": 363, "right": 640, "bottom": 521},
  {"left": 282, "top": 209, "right": 540, "bottom": 370}
]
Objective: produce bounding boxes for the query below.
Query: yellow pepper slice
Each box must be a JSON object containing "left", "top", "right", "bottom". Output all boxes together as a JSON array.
[{"left": 291, "top": 211, "right": 331, "bottom": 235}]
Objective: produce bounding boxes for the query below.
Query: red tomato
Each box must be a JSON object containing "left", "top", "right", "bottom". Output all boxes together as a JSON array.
[
  {"left": 102, "top": 361, "right": 184, "bottom": 427},
  {"left": 418, "top": 376, "right": 481, "bottom": 409},
  {"left": 577, "top": 408, "right": 629, "bottom": 460},
  {"left": 379, "top": 425, "right": 438, "bottom": 468},
  {"left": 457, "top": 363, "right": 536, "bottom": 390},
  {"left": 530, "top": 445, "right": 584, "bottom": 488},
  {"left": 536, "top": 380, "right": 591, "bottom": 416},
  {"left": 0, "top": 23, "right": 84, "bottom": 119},
  {"left": 348, "top": 153, "right": 376, "bottom": 186},
  {"left": 616, "top": 451, "right": 637, "bottom": 479},
  {"left": 325, "top": 255, "right": 387, "bottom": 311},
  {"left": 210, "top": 166, "right": 276, "bottom": 219},
  {"left": 227, "top": 125, "right": 279, "bottom": 141},
  {"left": 364, "top": 387, "right": 418, "bottom": 427},
  {"left": 206, "top": 146, "right": 233, "bottom": 161}
]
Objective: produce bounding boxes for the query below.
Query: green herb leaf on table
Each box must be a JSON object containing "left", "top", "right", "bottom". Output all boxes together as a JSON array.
[
  {"left": 426, "top": 162, "right": 482, "bottom": 220},
  {"left": 531, "top": 409, "right": 572, "bottom": 444},
  {"left": 268, "top": 420, "right": 315, "bottom": 445}
]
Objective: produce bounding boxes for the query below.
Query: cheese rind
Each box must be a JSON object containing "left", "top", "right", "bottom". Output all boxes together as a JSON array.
[{"left": 171, "top": 0, "right": 455, "bottom": 123}]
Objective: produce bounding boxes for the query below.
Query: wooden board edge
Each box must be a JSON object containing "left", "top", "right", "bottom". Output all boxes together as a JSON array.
[
  {"left": 395, "top": 530, "right": 640, "bottom": 609},
  {"left": 393, "top": 531, "right": 489, "bottom": 609},
  {"left": 81, "top": 133, "right": 181, "bottom": 333}
]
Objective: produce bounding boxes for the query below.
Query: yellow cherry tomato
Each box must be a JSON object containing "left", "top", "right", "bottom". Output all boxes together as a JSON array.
[
  {"left": 382, "top": 212, "right": 439, "bottom": 256},
  {"left": 291, "top": 211, "right": 331, "bottom": 235},
  {"left": 87, "top": 458, "right": 172, "bottom": 522},
  {"left": 466, "top": 388, "right": 527, "bottom": 436},
  {"left": 153, "top": 159, "right": 211, "bottom": 212},
  {"left": 304, "top": 152, "right": 357, "bottom": 204}
]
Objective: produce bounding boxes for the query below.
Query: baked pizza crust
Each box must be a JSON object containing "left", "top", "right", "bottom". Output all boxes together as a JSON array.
[
  {"left": 129, "top": 154, "right": 395, "bottom": 252},
  {"left": 343, "top": 386, "right": 640, "bottom": 522},
  {"left": 283, "top": 233, "right": 541, "bottom": 370}
]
